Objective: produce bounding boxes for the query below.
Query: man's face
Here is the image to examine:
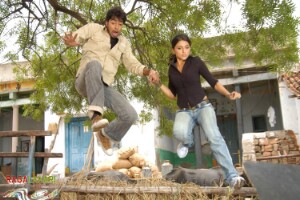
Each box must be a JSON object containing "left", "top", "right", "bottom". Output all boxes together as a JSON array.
[{"left": 105, "top": 17, "right": 123, "bottom": 38}]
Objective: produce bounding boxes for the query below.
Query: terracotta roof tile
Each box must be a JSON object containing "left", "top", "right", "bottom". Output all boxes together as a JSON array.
[{"left": 283, "top": 71, "right": 300, "bottom": 98}]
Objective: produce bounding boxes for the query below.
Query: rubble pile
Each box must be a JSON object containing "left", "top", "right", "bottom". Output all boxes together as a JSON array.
[
  {"left": 242, "top": 130, "right": 300, "bottom": 164},
  {"left": 95, "top": 147, "right": 160, "bottom": 178}
]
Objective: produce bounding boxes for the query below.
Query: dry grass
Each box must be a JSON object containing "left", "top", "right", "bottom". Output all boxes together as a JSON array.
[
  {"left": 53, "top": 171, "right": 257, "bottom": 200},
  {"left": 53, "top": 139, "right": 257, "bottom": 200}
]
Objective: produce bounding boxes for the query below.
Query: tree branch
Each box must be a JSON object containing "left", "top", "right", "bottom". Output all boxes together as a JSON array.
[
  {"left": 46, "top": 0, "right": 87, "bottom": 25},
  {"left": 125, "top": 19, "right": 146, "bottom": 33},
  {"left": 0, "top": 6, "right": 23, "bottom": 21},
  {"left": 22, "top": 0, "right": 41, "bottom": 22},
  {"left": 88, "top": 0, "right": 94, "bottom": 21}
]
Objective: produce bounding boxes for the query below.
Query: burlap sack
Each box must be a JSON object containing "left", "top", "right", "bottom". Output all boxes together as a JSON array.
[
  {"left": 118, "top": 168, "right": 131, "bottom": 177},
  {"left": 95, "top": 161, "right": 113, "bottom": 172},
  {"left": 129, "top": 153, "right": 145, "bottom": 167},
  {"left": 112, "top": 159, "right": 133, "bottom": 169},
  {"left": 118, "top": 147, "right": 136, "bottom": 159},
  {"left": 128, "top": 166, "right": 142, "bottom": 178},
  {"left": 149, "top": 163, "right": 160, "bottom": 177}
]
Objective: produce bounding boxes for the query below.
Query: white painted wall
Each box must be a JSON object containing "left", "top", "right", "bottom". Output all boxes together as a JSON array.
[
  {"left": 44, "top": 110, "right": 66, "bottom": 178},
  {"left": 296, "top": 101, "right": 300, "bottom": 143},
  {"left": 155, "top": 134, "right": 176, "bottom": 153},
  {"left": 44, "top": 99, "right": 157, "bottom": 177},
  {"left": 241, "top": 81, "right": 283, "bottom": 132},
  {"left": 94, "top": 100, "right": 157, "bottom": 167},
  {"left": 0, "top": 61, "right": 31, "bottom": 83},
  {"left": 278, "top": 80, "right": 300, "bottom": 143}
]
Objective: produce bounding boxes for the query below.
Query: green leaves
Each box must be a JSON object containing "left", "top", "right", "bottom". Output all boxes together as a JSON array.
[
  {"left": 238, "top": 0, "right": 299, "bottom": 72},
  {"left": 1, "top": 0, "right": 299, "bottom": 135}
]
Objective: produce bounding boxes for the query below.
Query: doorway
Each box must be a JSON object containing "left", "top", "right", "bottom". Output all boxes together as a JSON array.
[
  {"left": 65, "top": 117, "right": 93, "bottom": 173},
  {"left": 217, "top": 114, "right": 240, "bottom": 165}
]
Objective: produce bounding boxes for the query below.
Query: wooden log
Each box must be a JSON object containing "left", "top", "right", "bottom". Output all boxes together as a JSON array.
[
  {"left": 58, "top": 185, "right": 257, "bottom": 196},
  {"left": 0, "top": 184, "right": 257, "bottom": 197},
  {"left": 256, "top": 154, "right": 300, "bottom": 160},
  {"left": 0, "top": 152, "right": 63, "bottom": 158},
  {"left": 0, "top": 130, "right": 52, "bottom": 137}
]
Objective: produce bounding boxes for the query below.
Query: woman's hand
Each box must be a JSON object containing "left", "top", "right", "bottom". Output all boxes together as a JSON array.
[
  {"left": 148, "top": 70, "right": 160, "bottom": 84},
  {"left": 226, "top": 91, "right": 241, "bottom": 100}
]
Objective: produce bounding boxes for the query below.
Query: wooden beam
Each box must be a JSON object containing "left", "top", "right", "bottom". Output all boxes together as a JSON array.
[
  {"left": 256, "top": 154, "right": 300, "bottom": 161},
  {"left": 0, "top": 184, "right": 257, "bottom": 197},
  {"left": 0, "top": 130, "right": 52, "bottom": 137},
  {"left": 0, "top": 98, "right": 33, "bottom": 108},
  {"left": 48, "top": 185, "right": 257, "bottom": 196},
  {"left": 0, "top": 152, "right": 63, "bottom": 158},
  {"left": 202, "top": 72, "right": 277, "bottom": 87}
]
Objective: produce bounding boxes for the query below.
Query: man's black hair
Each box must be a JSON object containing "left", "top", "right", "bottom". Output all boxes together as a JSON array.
[{"left": 105, "top": 6, "right": 127, "bottom": 23}]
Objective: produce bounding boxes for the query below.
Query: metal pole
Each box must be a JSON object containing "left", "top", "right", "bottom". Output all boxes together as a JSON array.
[
  {"left": 235, "top": 84, "right": 243, "bottom": 164},
  {"left": 194, "top": 125, "right": 203, "bottom": 168}
]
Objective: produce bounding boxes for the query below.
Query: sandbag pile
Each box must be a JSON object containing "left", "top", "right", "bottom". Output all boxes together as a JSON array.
[{"left": 95, "top": 147, "right": 160, "bottom": 178}]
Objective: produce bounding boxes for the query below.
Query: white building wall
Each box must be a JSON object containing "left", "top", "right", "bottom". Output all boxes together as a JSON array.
[
  {"left": 154, "top": 134, "right": 176, "bottom": 153},
  {"left": 43, "top": 99, "right": 157, "bottom": 178},
  {"left": 278, "top": 80, "right": 300, "bottom": 143},
  {"left": 297, "top": 100, "right": 300, "bottom": 133},
  {"left": 94, "top": 100, "right": 157, "bottom": 167},
  {"left": 241, "top": 82, "right": 283, "bottom": 132},
  {"left": 44, "top": 110, "right": 66, "bottom": 178}
]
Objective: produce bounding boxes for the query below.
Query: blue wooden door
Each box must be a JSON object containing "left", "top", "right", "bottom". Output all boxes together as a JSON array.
[{"left": 66, "top": 118, "right": 93, "bottom": 173}]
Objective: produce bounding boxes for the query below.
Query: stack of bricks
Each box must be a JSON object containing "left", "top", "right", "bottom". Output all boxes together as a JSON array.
[{"left": 242, "top": 130, "right": 300, "bottom": 165}]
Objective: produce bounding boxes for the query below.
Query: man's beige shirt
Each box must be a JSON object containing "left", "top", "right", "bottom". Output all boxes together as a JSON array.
[{"left": 74, "top": 23, "right": 145, "bottom": 85}]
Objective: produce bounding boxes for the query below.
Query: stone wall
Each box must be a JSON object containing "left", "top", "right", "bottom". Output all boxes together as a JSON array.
[{"left": 242, "top": 130, "right": 300, "bottom": 164}]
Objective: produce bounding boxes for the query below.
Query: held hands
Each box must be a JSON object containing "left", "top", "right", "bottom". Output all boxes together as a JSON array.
[
  {"left": 148, "top": 70, "right": 161, "bottom": 86},
  {"left": 62, "top": 32, "right": 80, "bottom": 47},
  {"left": 226, "top": 91, "right": 241, "bottom": 100}
]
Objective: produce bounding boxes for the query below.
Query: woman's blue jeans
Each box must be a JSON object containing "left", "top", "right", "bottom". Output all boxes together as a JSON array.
[{"left": 173, "top": 102, "right": 239, "bottom": 183}]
